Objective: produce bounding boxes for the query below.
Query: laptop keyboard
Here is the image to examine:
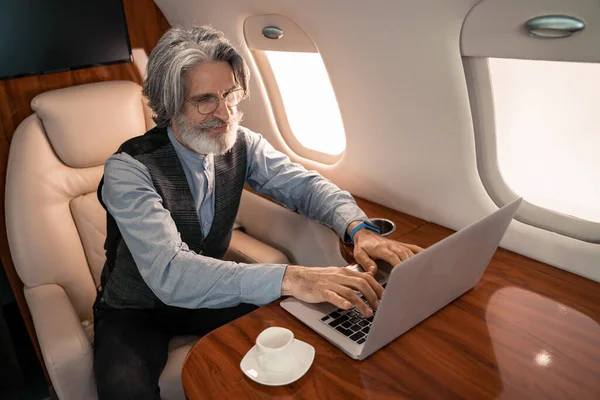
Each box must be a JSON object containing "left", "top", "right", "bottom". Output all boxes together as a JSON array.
[
  {"left": 320, "top": 308, "right": 374, "bottom": 344},
  {"left": 319, "top": 283, "right": 386, "bottom": 345}
]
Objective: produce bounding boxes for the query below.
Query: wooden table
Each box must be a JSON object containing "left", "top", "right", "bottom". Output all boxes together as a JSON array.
[{"left": 182, "top": 198, "right": 600, "bottom": 400}]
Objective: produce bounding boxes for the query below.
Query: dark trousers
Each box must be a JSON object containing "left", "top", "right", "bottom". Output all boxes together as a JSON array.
[{"left": 93, "top": 299, "right": 257, "bottom": 400}]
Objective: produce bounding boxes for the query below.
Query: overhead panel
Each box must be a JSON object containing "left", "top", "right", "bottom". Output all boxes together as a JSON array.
[{"left": 461, "top": 0, "right": 600, "bottom": 62}]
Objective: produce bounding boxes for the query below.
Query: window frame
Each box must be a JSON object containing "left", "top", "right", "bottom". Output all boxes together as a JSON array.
[
  {"left": 463, "top": 57, "right": 600, "bottom": 243},
  {"left": 252, "top": 50, "right": 345, "bottom": 165},
  {"left": 244, "top": 14, "right": 346, "bottom": 165}
]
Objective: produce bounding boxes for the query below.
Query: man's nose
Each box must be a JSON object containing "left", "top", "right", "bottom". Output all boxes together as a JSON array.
[{"left": 212, "top": 99, "right": 231, "bottom": 122}]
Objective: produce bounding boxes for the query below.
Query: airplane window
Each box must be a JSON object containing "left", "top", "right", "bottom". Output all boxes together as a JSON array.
[
  {"left": 488, "top": 57, "right": 600, "bottom": 223},
  {"left": 264, "top": 51, "right": 346, "bottom": 156}
]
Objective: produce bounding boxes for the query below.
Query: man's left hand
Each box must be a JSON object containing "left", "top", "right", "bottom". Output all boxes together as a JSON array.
[{"left": 351, "top": 228, "right": 423, "bottom": 275}]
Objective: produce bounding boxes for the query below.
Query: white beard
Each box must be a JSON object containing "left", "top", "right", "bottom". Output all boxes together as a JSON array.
[
  {"left": 176, "top": 113, "right": 242, "bottom": 155},
  {"left": 179, "top": 122, "right": 238, "bottom": 155}
]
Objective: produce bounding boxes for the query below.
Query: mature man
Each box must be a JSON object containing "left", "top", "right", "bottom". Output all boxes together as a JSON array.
[{"left": 93, "top": 25, "right": 422, "bottom": 399}]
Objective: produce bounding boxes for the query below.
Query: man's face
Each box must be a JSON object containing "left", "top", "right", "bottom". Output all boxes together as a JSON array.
[{"left": 173, "top": 61, "right": 243, "bottom": 155}]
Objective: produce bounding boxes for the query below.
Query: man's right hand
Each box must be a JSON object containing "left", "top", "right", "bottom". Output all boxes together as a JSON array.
[{"left": 281, "top": 265, "right": 384, "bottom": 318}]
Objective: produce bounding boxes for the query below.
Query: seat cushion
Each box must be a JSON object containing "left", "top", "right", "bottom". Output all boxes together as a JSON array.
[{"left": 159, "top": 336, "right": 200, "bottom": 400}]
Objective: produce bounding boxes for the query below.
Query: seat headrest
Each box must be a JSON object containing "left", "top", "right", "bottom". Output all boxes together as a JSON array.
[{"left": 31, "top": 80, "right": 152, "bottom": 168}]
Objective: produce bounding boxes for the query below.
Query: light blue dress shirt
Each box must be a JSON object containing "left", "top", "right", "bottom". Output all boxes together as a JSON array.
[{"left": 101, "top": 126, "right": 369, "bottom": 309}]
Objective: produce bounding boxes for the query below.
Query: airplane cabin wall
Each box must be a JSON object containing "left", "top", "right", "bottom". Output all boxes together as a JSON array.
[{"left": 155, "top": 0, "right": 600, "bottom": 282}]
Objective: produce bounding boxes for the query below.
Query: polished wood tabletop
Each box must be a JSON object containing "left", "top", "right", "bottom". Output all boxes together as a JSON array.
[{"left": 182, "top": 199, "right": 600, "bottom": 400}]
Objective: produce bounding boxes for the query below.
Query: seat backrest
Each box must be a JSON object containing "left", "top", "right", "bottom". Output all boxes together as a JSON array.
[{"left": 6, "top": 81, "right": 155, "bottom": 321}]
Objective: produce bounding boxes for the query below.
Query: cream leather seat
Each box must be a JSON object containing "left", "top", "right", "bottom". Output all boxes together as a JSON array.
[{"left": 5, "top": 81, "right": 289, "bottom": 400}]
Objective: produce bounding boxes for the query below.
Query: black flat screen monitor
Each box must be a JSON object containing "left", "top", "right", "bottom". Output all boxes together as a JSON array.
[{"left": 0, "top": 0, "right": 132, "bottom": 80}]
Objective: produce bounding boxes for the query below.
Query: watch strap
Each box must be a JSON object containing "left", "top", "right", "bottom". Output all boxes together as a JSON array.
[{"left": 349, "top": 221, "right": 380, "bottom": 244}]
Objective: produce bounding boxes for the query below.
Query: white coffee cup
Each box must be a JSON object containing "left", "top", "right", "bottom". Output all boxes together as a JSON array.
[{"left": 255, "top": 327, "right": 294, "bottom": 372}]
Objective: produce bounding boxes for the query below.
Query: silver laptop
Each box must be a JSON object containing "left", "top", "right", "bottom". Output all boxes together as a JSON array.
[{"left": 280, "top": 198, "right": 522, "bottom": 360}]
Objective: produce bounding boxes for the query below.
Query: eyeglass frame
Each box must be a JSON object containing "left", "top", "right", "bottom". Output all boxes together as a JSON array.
[{"left": 186, "top": 87, "right": 247, "bottom": 115}]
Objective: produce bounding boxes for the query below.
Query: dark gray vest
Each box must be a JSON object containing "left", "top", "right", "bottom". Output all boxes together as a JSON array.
[{"left": 97, "top": 126, "right": 247, "bottom": 309}]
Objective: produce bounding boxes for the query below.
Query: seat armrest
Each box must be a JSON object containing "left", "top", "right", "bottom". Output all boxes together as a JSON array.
[
  {"left": 25, "top": 284, "right": 97, "bottom": 400},
  {"left": 224, "top": 230, "right": 290, "bottom": 264}
]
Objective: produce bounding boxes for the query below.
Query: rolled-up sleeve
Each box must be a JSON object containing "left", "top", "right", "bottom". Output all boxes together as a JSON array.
[
  {"left": 102, "top": 153, "right": 287, "bottom": 309},
  {"left": 244, "top": 129, "right": 369, "bottom": 239}
]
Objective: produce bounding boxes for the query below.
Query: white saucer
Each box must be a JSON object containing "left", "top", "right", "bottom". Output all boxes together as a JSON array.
[{"left": 240, "top": 339, "right": 315, "bottom": 386}]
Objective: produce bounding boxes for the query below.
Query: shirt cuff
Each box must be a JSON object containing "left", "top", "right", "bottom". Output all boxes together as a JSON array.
[
  {"left": 240, "top": 264, "right": 288, "bottom": 306},
  {"left": 331, "top": 202, "right": 370, "bottom": 241}
]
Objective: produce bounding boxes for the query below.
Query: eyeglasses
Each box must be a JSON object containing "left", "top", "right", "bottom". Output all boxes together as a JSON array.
[{"left": 187, "top": 88, "right": 246, "bottom": 115}]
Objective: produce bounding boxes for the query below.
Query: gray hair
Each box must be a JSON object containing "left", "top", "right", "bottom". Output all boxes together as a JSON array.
[{"left": 142, "top": 26, "right": 250, "bottom": 128}]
